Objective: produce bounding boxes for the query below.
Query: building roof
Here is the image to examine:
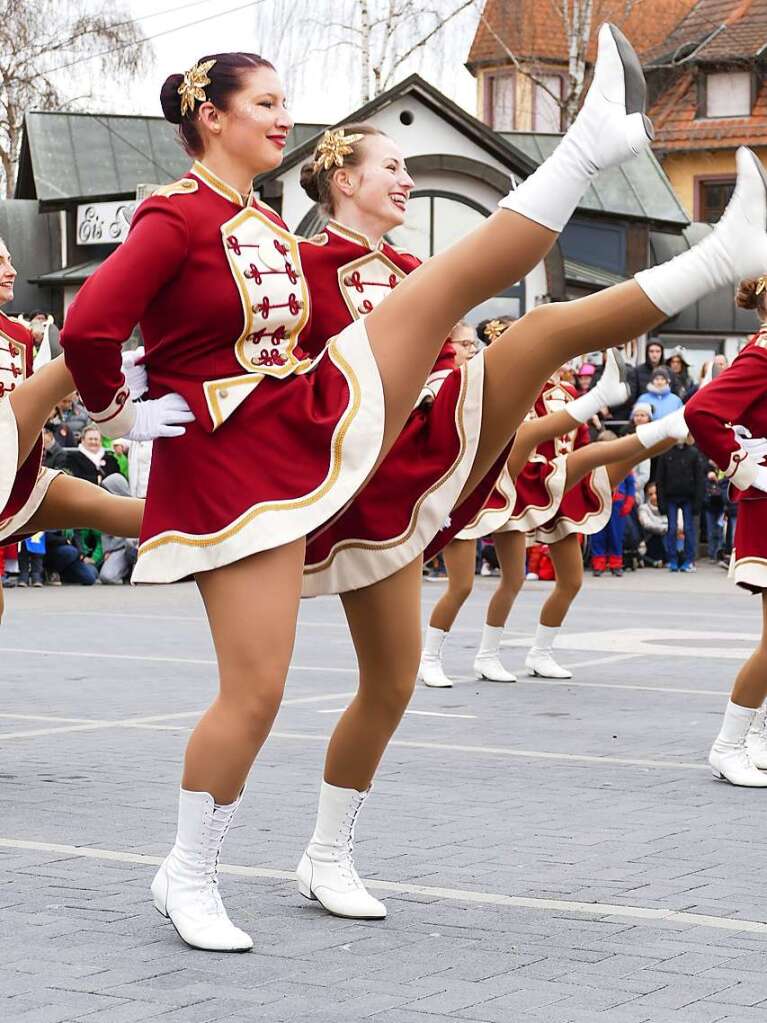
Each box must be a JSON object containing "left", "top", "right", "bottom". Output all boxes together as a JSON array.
[
  {"left": 15, "top": 111, "right": 323, "bottom": 205},
  {"left": 467, "top": 0, "right": 697, "bottom": 70},
  {"left": 506, "top": 133, "right": 689, "bottom": 226},
  {"left": 645, "top": 0, "right": 767, "bottom": 65},
  {"left": 30, "top": 259, "right": 102, "bottom": 286},
  {"left": 649, "top": 68, "right": 767, "bottom": 149}
]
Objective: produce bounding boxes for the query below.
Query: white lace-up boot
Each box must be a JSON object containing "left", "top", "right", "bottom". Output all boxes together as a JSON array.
[
  {"left": 500, "top": 23, "right": 652, "bottom": 233},
  {"left": 297, "top": 781, "right": 386, "bottom": 919},
  {"left": 473, "top": 624, "right": 517, "bottom": 683},
  {"left": 567, "top": 350, "right": 630, "bottom": 424},
  {"left": 525, "top": 624, "right": 573, "bottom": 679},
  {"left": 746, "top": 705, "right": 767, "bottom": 770},
  {"left": 151, "top": 788, "right": 253, "bottom": 951},
  {"left": 709, "top": 701, "right": 767, "bottom": 787},
  {"left": 418, "top": 626, "right": 453, "bottom": 688}
]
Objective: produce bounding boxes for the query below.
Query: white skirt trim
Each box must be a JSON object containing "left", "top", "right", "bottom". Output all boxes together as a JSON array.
[
  {"left": 504, "top": 454, "right": 568, "bottom": 534},
  {"left": 132, "top": 318, "right": 385, "bottom": 584},
  {"left": 455, "top": 464, "right": 517, "bottom": 541},
  {"left": 531, "top": 464, "right": 612, "bottom": 544},
  {"left": 0, "top": 466, "right": 61, "bottom": 543},
  {"left": 302, "top": 351, "right": 485, "bottom": 596},
  {"left": 731, "top": 552, "right": 767, "bottom": 591},
  {"left": 0, "top": 397, "right": 19, "bottom": 517}
]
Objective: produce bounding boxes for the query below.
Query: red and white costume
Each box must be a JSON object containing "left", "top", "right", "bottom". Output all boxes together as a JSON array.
[
  {"left": 299, "top": 221, "right": 501, "bottom": 595},
  {"left": 0, "top": 313, "right": 64, "bottom": 543},
  {"left": 685, "top": 330, "right": 767, "bottom": 592},
  {"left": 455, "top": 379, "right": 612, "bottom": 545},
  {"left": 60, "top": 165, "right": 386, "bottom": 583}
]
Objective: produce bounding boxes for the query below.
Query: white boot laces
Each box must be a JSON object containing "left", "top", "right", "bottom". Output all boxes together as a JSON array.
[
  {"left": 335, "top": 795, "right": 365, "bottom": 889},
  {"left": 199, "top": 806, "right": 234, "bottom": 916}
]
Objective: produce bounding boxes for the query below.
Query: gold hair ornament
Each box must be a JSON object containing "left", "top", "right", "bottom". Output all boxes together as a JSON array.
[
  {"left": 178, "top": 59, "right": 217, "bottom": 118},
  {"left": 313, "top": 128, "right": 365, "bottom": 172},
  {"left": 756, "top": 275, "right": 767, "bottom": 295},
  {"left": 483, "top": 319, "right": 507, "bottom": 343}
]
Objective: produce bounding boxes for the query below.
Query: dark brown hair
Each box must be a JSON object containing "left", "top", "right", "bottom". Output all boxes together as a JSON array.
[
  {"left": 160, "top": 52, "right": 274, "bottom": 157},
  {"left": 299, "top": 124, "right": 387, "bottom": 213},
  {"left": 736, "top": 278, "right": 767, "bottom": 316}
]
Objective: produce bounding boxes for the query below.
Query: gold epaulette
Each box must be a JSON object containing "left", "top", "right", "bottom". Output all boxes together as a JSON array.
[{"left": 151, "top": 178, "right": 198, "bottom": 199}]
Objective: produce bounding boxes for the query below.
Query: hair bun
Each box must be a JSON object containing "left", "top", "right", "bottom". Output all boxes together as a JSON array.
[
  {"left": 299, "top": 161, "right": 321, "bottom": 203},
  {"left": 736, "top": 278, "right": 760, "bottom": 310},
  {"left": 160, "top": 74, "right": 185, "bottom": 125}
]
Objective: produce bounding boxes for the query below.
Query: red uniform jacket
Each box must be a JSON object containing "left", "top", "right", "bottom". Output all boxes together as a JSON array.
[
  {"left": 60, "top": 162, "right": 312, "bottom": 436},
  {"left": 685, "top": 332, "right": 767, "bottom": 500},
  {"left": 298, "top": 220, "right": 455, "bottom": 397}
]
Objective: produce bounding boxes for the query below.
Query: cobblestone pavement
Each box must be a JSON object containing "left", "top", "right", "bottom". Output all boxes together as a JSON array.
[{"left": 1, "top": 564, "right": 767, "bottom": 1022}]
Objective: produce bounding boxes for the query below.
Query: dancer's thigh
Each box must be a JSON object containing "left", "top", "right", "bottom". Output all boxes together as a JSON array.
[
  {"left": 23, "top": 473, "right": 143, "bottom": 537},
  {"left": 196, "top": 538, "right": 305, "bottom": 706}
]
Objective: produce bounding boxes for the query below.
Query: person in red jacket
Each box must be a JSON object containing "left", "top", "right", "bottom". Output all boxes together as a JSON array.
[
  {"left": 54, "top": 35, "right": 767, "bottom": 951},
  {"left": 685, "top": 277, "right": 767, "bottom": 787}
]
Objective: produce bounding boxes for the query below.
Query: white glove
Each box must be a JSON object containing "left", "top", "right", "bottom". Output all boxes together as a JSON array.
[
  {"left": 126, "top": 393, "right": 195, "bottom": 441},
  {"left": 752, "top": 464, "right": 767, "bottom": 494},
  {"left": 121, "top": 347, "right": 148, "bottom": 400},
  {"left": 733, "top": 425, "right": 767, "bottom": 461}
]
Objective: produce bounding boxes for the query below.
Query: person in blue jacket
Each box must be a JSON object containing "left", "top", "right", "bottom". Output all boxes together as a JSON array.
[{"left": 637, "top": 365, "right": 683, "bottom": 420}]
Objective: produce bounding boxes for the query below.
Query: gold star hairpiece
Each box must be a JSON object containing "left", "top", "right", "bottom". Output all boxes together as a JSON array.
[
  {"left": 178, "top": 59, "right": 216, "bottom": 118},
  {"left": 484, "top": 319, "right": 507, "bottom": 343},
  {"left": 313, "top": 128, "right": 365, "bottom": 172},
  {"left": 756, "top": 275, "right": 767, "bottom": 295}
]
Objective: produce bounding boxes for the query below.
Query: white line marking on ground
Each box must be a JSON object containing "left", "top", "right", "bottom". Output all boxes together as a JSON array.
[
  {"left": 1, "top": 836, "right": 763, "bottom": 934},
  {"left": 0, "top": 647, "right": 357, "bottom": 673},
  {"left": 501, "top": 628, "right": 758, "bottom": 661},
  {"left": 267, "top": 732, "right": 707, "bottom": 771},
  {"left": 315, "top": 708, "right": 477, "bottom": 719}
]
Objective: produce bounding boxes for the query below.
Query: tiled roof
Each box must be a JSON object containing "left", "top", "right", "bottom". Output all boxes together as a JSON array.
[
  {"left": 649, "top": 68, "right": 767, "bottom": 149},
  {"left": 467, "top": 0, "right": 698, "bottom": 68},
  {"left": 645, "top": 0, "right": 767, "bottom": 64}
]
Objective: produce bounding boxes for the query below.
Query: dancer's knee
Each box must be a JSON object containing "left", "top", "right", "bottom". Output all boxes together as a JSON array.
[
  {"left": 555, "top": 575, "right": 582, "bottom": 603},
  {"left": 359, "top": 669, "right": 417, "bottom": 725}
]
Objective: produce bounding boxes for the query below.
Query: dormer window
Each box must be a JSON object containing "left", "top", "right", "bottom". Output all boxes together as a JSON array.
[{"left": 704, "top": 71, "right": 752, "bottom": 118}]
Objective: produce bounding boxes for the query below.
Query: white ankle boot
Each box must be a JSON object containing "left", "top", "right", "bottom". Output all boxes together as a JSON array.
[
  {"left": 418, "top": 626, "right": 453, "bottom": 687},
  {"left": 297, "top": 781, "right": 386, "bottom": 919},
  {"left": 151, "top": 788, "right": 253, "bottom": 952},
  {"left": 746, "top": 706, "right": 767, "bottom": 770},
  {"left": 636, "top": 407, "right": 690, "bottom": 449},
  {"left": 567, "top": 349, "right": 630, "bottom": 424},
  {"left": 500, "top": 23, "right": 652, "bottom": 232},
  {"left": 474, "top": 624, "right": 516, "bottom": 682},
  {"left": 709, "top": 701, "right": 767, "bottom": 787},
  {"left": 636, "top": 147, "right": 767, "bottom": 317},
  {"left": 525, "top": 648, "right": 573, "bottom": 680}
]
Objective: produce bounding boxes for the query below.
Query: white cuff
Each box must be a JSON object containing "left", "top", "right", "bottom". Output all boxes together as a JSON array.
[
  {"left": 86, "top": 383, "right": 136, "bottom": 438},
  {"left": 726, "top": 449, "right": 760, "bottom": 491}
]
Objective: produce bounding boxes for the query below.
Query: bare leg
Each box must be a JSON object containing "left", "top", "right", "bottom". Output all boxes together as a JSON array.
[
  {"left": 9, "top": 355, "right": 74, "bottom": 468},
  {"left": 428, "top": 538, "right": 477, "bottom": 632},
  {"left": 455, "top": 283, "right": 664, "bottom": 503},
  {"left": 325, "top": 558, "right": 423, "bottom": 790},
  {"left": 539, "top": 533, "right": 584, "bottom": 628},
  {"left": 23, "top": 473, "right": 143, "bottom": 538},
  {"left": 732, "top": 595, "right": 767, "bottom": 709},
  {"left": 184, "top": 539, "right": 305, "bottom": 803},
  {"left": 485, "top": 530, "right": 527, "bottom": 628},
  {"left": 560, "top": 435, "right": 676, "bottom": 492}
]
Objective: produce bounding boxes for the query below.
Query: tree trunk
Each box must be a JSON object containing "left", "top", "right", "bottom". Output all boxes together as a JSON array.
[{"left": 359, "top": 0, "right": 372, "bottom": 104}]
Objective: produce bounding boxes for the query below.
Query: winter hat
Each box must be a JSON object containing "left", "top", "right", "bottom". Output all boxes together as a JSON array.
[
  {"left": 577, "top": 363, "right": 596, "bottom": 377},
  {"left": 650, "top": 365, "right": 671, "bottom": 383},
  {"left": 631, "top": 401, "right": 653, "bottom": 418},
  {"left": 666, "top": 346, "right": 689, "bottom": 369}
]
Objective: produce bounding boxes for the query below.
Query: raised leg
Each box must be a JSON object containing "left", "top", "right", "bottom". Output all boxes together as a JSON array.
[
  {"left": 23, "top": 472, "right": 143, "bottom": 538},
  {"left": 9, "top": 355, "right": 74, "bottom": 468}
]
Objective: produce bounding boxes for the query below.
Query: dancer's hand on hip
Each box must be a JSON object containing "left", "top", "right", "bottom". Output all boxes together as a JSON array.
[{"left": 127, "top": 393, "right": 195, "bottom": 441}]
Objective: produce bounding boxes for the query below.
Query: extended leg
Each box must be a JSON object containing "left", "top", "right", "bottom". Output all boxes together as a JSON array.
[
  {"left": 9, "top": 355, "right": 74, "bottom": 468},
  {"left": 23, "top": 473, "right": 143, "bottom": 539},
  {"left": 710, "top": 593, "right": 767, "bottom": 787},
  {"left": 297, "top": 558, "right": 423, "bottom": 919},
  {"left": 525, "top": 533, "right": 583, "bottom": 679},
  {"left": 474, "top": 529, "right": 526, "bottom": 683},
  {"left": 420, "top": 538, "right": 477, "bottom": 688}
]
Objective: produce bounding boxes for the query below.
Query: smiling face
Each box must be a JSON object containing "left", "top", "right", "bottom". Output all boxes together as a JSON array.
[
  {"left": 82, "top": 427, "right": 102, "bottom": 453},
  {"left": 0, "top": 240, "right": 17, "bottom": 306},
  {"left": 198, "top": 66, "right": 293, "bottom": 175},
  {"left": 332, "top": 133, "right": 414, "bottom": 231}
]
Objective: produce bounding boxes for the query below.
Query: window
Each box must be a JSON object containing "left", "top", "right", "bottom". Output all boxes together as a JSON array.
[
  {"left": 388, "top": 191, "right": 526, "bottom": 318},
  {"left": 489, "top": 73, "right": 515, "bottom": 130},
  {"left": 705, "top": 71, "right": 751, "bottom": 117},
  {"left": 533, "top": 75, "right": 562, "bottom": 132},
  {"left": 697, "top": 178, "right": 736, "bottom": 223}
]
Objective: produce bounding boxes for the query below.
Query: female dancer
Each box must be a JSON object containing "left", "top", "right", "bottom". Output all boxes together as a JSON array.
[
  {"left": 685, "top": 278, "right": 767, "bottom": 787},
  {"left": 0, "top": 235, "right": 185, "bottom": 621},
  {"left": 58, "top": 37, "right": 767, "bottom": 951},
  {"left": 418, "top": 366, "right": 685, "bottom": 687}
]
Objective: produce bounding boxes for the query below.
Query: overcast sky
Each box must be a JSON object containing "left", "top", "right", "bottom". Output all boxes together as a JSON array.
[{"left": 61, "top": 0, "right": 480, "bottom": 125}]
